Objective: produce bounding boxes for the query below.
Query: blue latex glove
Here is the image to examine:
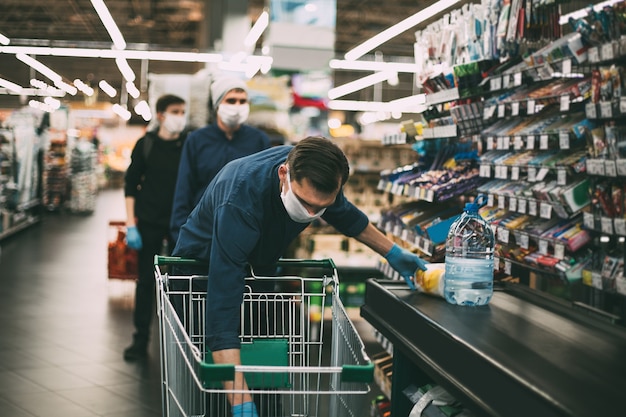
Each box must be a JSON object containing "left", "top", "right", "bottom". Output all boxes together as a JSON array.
[
  {"left": 126, "top": 226, "right": 143, "bottom": 250},
  {"left": 232, "top": 401, "right": 258, "bottom": 417},
  {"left": 384, "top": 244, "right": 427, "bottom": 290}
]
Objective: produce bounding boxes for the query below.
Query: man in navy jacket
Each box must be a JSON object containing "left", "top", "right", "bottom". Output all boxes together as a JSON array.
[
  {"left": 172, "top": 136, "right": 427, "bottom": 416},
  {"left": 170, "top": 76, "right": 270, "bottom": 243}
]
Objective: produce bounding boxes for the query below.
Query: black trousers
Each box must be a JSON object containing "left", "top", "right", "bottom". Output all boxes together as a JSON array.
[{"left": 133, "top": 220, "right": 172, "bottom": 344}]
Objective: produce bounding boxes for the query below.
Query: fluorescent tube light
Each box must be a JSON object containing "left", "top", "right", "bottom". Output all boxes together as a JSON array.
[
  {"left": 126, "top": 82, "right": 140, "bottom": 98},
  {"left": 115, "top": 57, "right": 136, "bottom": 82},
  {"left": 329, "top": 59, "right": 421, "bottom": 73},
  {"left": 344, "top": 0, "right": 462, "bottom": 60},
  {"left": 16, "top": 53, "right": 63, "bottom": 84},
  {"left": 99, "top": 80, "right": 117, "bottom": 97},
  {"left": 244, "top": 10, "right": 269, "bottom": 48},
  {"left": 90, "top": 0, "right": 127, "bottom": 50},
  {"left": 74, "top": 79, "right": 94, "bottom": 96},
  {"left": 55, "top": 80, "right": 78, "bottom": 95},
  {"left": 328, "top": 71, "right": 397, "bottom": 100},
  {"left": 559, "top": 0, "right": 623, "bottom": 25},
  {"left": 328, "top": 100, "right": 396, "bottom": 112},
  {"left": 134, "top": 100, "right": 152, "bottom": 121},
  {"left": 44, "top": 96, "right": 61, "bottom": 110},
  {"left": 0, "top": 33, "right": 10, "bottom": 45},
  {"left": 1, "top": 45, "right": 225, "bottom": 63},
  {"left": 112, "top": 104, "right": 131, "bottom": 120},
  {"left": 329, "top": 95, "right": 428, "bottom": 113},
  {"left": 0, "top": 78, "right": 22, "bottom": 94}
]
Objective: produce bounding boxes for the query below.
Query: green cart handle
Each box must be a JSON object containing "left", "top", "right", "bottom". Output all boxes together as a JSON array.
[
  {"left": 155, "top": 255, "right": 337, "bottom": 271},
  {"left": 154, "top": 255, "right": 206, "bottom": 267}
]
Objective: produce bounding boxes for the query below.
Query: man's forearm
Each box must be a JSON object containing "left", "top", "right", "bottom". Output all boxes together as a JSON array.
[
  {"left": 212, "top": 348, "right": 253, "bottom": 406},
  {"left": 354, "top": 222, "right": 394, "bottom": 256}
]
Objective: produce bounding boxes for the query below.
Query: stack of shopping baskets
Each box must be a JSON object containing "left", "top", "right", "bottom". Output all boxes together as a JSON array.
[{"left": 155, "top": 256, "right": 374, "bottom": 417}]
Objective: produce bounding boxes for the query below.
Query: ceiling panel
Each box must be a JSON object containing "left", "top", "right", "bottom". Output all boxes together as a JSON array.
[{"left": 0, "top": 0, "right": 424, "bottom": 107}]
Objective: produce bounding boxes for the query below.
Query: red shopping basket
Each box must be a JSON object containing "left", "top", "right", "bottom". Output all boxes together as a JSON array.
[{"left": 108, "top": 221, "right": 138, "bottom": 280}]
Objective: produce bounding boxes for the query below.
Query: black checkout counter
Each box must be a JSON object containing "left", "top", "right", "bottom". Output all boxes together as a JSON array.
[{"left": 360, "top": 279, "right": 626, "bottom": 417}]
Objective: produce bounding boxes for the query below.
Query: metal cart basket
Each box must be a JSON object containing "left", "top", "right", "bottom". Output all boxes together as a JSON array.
[{"left": 155, "top": 256, "right": 373, "bottom": 417}]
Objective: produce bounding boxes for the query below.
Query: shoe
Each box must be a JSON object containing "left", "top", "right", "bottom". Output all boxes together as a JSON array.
[{"left": 123, "top": 340, "right": 148, "bottom": 361}]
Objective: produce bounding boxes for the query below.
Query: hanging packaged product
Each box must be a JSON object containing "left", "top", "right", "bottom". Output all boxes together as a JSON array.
[{"left": 444, "top": 194, "right": 495, "bottom": 306}]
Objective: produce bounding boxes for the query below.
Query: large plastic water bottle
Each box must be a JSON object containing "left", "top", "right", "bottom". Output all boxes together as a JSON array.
[{"left": 444, "top": 194, "right": 495, "bottom": 306}]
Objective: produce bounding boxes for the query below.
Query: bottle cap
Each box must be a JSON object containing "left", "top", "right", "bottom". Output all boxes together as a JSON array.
[{"left": 465, "top": 193, "right": 488, "bottom": 212}]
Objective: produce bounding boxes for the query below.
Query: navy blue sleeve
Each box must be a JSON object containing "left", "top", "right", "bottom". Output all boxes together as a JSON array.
[
  {"left": 205, "top": 203, "right": 261, "bottom": 351},
  {"left": 321, "top": 191, "right": 370, "bottom": 237},
  {"left": 170, "top": 134, "right": 198, "bottom": 242}
]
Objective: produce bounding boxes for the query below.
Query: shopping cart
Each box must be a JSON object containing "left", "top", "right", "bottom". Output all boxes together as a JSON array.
[{"left": 154, "top": 256, "right": 373, "bottom": 417}]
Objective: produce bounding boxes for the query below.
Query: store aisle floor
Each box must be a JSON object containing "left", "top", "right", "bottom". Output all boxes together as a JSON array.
[
  {"left": 0, "top": 188, "right": 162, "bottom": 417},
  {"left": 0, "top": 188, "right": 384, "bottom": 417}
]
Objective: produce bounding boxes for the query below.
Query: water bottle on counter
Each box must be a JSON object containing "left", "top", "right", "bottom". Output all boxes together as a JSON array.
[{"left": 444, "top": 194, "right": 495, "bottom": 306}]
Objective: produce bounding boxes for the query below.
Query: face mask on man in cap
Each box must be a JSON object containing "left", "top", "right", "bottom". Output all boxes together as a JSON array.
[{"left": 211, "top": 77, "right": 250, "bottom": 130}]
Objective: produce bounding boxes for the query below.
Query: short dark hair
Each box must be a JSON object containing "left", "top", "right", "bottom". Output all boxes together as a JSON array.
[
  {"left": 155, "top": 94, "right": 185, "bottom": 113},
  {"left": 286, "top": 136, "right": 350, "bottom": 194}
]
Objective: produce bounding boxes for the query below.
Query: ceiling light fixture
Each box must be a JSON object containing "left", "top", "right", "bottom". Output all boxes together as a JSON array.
[
  {"left": 1, "top": 45, "right": 226, "bottom": 63},
  {"left": 329, "top": 93, "right": 428, "bottom": 113},
  {"left": 328, "top": 99, "right": 397, "bottom": 112},
  {"left": 16, "top": 53, "right": 62, "bottom": 84},
  {"left": 244, "top": 10, "right": 269, "bottom": 49},
  {"left": 98, "top": 80, "right": 117, "bottom": 97},
  {"left": 116, "top": 57, "right": 136, "bottom": 82},
  {"left": 29, "top": 99, "right": 55, "bottom": 113},
  {"left": 329, "top": 59, "right": 421, "bottom": 73},
  {"left": 0, "top": 87, "right": 63, "bottom": 97},
  {"left": 44, "top": 96, "right": 61, "bottom": 110},
  {"left": 0, "top": 78, "right": 22, "bottom": 94},
  {"left": 344, "top": 0, "right": 462, "bottom": 61},
  {"left": 133, "top": 100, "right": 152, "bottom": 121},
  {"left": 74, "top": 79, "right": 94, "bottom": 96},
  {"left": 112, "top": 104, "right": 131, "bottom": 120},
  {"left": 56, "top": 80, "right": 78, "bottom": 96},
  {"left": 90, "top": 0, "right": 127, "bottom": 50},
  {"left": 125, "top": 81, "right": 140, "bottom": 98},
  {"left": 328, "top": 71, "right": 398, "bottom": 100}
]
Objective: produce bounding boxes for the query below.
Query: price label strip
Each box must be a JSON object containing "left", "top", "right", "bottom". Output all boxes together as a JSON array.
[
  {"left": 554, "top": 244, "right": 565, "bottom": 260},
  {"left": 498, "top": 194, "right": 506, "bottom": 209},
  {"left": 583, "top": 212, "right": 596, "bottom": 230},
  {"left": 519, "top": 233, "right": 530, "bottom": 249},
  {"left": 601, "top": 217, "right": 614, "bottom": 235},
  {"left": 499, "top": 227, "right": 510, "bottom": 244}
]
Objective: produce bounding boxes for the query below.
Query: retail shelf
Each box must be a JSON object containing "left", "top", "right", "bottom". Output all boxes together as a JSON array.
[
  {"left": 361, "top": 278, "right": 626, "bottom": 417},
  {"left": 425, "top": 88, "right": 459, "bottom": 106},
  {"left": 0, "top": 215, "right": 40, "bottom": 241},
  {"left": 582, "top": 211, "right": 626, "bottom": 236},
  {"left": 586, "top": 158, "right": 626, "bottom": 177}
]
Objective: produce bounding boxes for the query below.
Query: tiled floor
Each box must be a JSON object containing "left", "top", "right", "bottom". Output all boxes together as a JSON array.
[{"left": 0, "top": 188, "right": 383, "bottom": 417}]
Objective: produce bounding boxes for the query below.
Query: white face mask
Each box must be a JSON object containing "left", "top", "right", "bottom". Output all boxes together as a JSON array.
[
  {"left": 162, "top": 113, "right": 186, "bottom": 135},
  {"left": 217, "top": 103, "right": 250, "bottom": 128},
  {"left": 280, "top": 170, "right": 327, "bottom": 223}
]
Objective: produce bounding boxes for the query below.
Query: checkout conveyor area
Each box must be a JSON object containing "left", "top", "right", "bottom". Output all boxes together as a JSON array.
[{"left": 360, "top": 279, "right": 626, "bottom": 417}]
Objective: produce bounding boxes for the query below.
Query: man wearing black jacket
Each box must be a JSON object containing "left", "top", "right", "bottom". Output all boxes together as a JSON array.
[{"left": 123, "top": 94, "right": 187, "bottom": 361}]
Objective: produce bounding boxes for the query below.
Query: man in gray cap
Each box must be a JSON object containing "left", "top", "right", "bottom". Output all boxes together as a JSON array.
[{"left": 170, "top": 76, "right": 271, "bottom": 242}]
